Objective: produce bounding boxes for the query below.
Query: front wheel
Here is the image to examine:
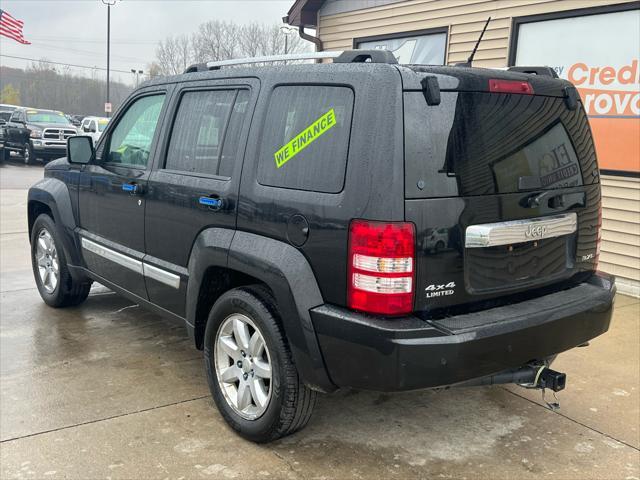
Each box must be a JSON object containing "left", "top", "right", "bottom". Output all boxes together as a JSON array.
[
  {"left": 204, "top": 286, "right": 317, "bottom": 443},
  {"left": 31, "top": 214, "right": 91, "bottom": 307},
  {"left": 23, "top": 142, "right": 34, "bottom": 165}
]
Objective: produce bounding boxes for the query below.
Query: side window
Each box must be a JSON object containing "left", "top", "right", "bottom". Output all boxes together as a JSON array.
[
  {"left": 165, "top": 89, "right": 237, "bottom": 176},
  {"left": 105, "top": 94, "right": 165, "bottom": 168},
  {"left": 257, "top": 86, "right": 354, "bottom": 193},
  {"left": 10, "top": 111, "right": 21, "bottom": 122},
  {"left": 219, "top": 90, "right": 250, "bottom": 178}
]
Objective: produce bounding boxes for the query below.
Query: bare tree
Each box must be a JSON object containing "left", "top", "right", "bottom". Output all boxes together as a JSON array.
[
  {"left": 156, "top": 34, "right": 192, "bottom": 76},
  {"left": 154, "top": 20, "right": 313, "bottom": 75},
  {"left": 192, "top": 20, "right": 240, "bottom": 63},
  {"left": 0, "top": 63, "right": 132, "bottom": 116}
]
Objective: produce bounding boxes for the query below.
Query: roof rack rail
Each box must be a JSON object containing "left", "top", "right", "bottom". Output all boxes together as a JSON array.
[
  {"left": 183, "top": 50, "right": 398, "bottom": 73},
  {"left": 204, "top": 51, "right": 343, "bottom": 71},
  {"left": 508, "top": 66, "right": 559, "bottom": 78}
]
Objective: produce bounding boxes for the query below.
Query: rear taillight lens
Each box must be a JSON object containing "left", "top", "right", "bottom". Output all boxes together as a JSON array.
[
  {"left": 489, "top": 79, "right": 534, "bottom": 95},
  {"left": 347, "top": 220, "right": 415, "bottom": 316}
]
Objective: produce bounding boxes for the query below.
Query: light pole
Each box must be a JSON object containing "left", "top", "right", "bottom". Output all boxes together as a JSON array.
[
  {"left": 280, "top": 26, "right": 296, "bottom": 63},
  {"left": 102, "top": 0, "right": 117, "bottom": 117},
  {"left": 130, "top": 68, "right": 143, "bottom": 88}
]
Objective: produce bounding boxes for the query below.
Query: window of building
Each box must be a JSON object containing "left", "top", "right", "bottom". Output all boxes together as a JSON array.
[
  {"left": 356, "top": 28, "right": 447, "bottom": 65},
  {"left": 511, "top": 4, "right": 640, "bottom": 175},
  {"left": 257, "top": 85, "right": 354, "bottom": 193}
]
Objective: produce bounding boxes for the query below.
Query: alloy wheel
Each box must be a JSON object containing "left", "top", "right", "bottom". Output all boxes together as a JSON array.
[
  {"left": 35, "top": 228, "right": 59, "bottom": 293},
  {"left": 214, "top": 313, "right": 273, "bottom": 420}
]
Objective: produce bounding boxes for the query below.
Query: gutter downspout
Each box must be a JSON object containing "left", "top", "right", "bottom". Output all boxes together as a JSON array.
[{"left": 299, "top": 25, "right": 323, "bottom": 52}]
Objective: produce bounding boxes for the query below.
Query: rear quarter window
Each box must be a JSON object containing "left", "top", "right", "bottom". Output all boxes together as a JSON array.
[{"left": 257, "top": 85, "right": 354, "bottom": 193}]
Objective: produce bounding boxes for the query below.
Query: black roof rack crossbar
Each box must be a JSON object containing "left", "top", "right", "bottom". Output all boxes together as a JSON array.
[
  {"left": 508, "top": 66, "right": 559, "bottom": 78},
  {"left": 333, "top": 50, "right": 398, "bottom": 64}
]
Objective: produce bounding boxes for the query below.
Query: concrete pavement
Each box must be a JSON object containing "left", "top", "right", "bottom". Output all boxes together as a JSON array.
[{"left": 0, "top": 162, "right": 638, "bottom": 479}]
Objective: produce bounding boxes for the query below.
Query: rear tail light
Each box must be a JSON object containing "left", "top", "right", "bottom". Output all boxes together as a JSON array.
[
  {"left": 348, "top": 220, "right": 415, "bottom": 316},
  {"left": 489, "top": 79, "right": 534, "bottom": 95}
]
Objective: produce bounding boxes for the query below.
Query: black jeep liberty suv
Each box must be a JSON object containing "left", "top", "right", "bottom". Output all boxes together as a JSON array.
[{"left": 28, "top": 50, "right": 615, "bottom": 443}]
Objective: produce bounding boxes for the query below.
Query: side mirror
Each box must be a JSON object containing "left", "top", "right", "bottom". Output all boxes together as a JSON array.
[{"left": 67, "top": 136, "right": 94, "bottom": 164}]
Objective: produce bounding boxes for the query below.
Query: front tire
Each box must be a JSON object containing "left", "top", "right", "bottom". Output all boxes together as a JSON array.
[
  {"left": 204, "top": 286, "right": 317, "bottom": 443},
  {"left": 23, "top": 142, "right": 34, "bottom": 165},
  {"left": 31, "top": 214, "right": 91, "bottom": 307}
]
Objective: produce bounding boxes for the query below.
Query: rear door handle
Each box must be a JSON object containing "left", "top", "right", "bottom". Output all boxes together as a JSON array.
[
  {"left": 199, "top": 196, "right": 224, "bottom": 211},
  {"left": 122, "top": 182, "right": 144, "bottom": 195}
]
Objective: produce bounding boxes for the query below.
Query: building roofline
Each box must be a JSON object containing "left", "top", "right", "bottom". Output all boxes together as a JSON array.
[{"left": 284, "top": 0, "right": 325, "bottom": 27}]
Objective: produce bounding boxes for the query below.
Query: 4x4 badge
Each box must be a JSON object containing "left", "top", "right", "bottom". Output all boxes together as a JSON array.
[{"left": 425, "top": 282, "right": 456, "bottom": 298}]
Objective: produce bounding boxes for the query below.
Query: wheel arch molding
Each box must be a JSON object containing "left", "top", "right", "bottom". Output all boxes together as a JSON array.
[
  {"left": 186, "top": 228, "right": 336, "bottom": 393},
  {"left": 28, "top": 178, "right": 86, "bottom": 272}
]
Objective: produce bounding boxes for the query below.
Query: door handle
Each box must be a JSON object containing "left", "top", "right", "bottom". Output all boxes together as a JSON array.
[
  {"left": 122, "top": 182, "right": 144, "bottom": 195},
  {"left": 199, "top": 196, "right": 224, "bottom": 211}
]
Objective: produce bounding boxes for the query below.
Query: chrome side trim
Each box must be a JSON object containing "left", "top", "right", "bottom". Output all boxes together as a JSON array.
[
  {"left": 465, "top": 213, "right": 577, "bottom": 248},
  {"left": 143, "top": 263, "right": 181, "bottom": 289},
  {"left": 81, "top": 237, "right": 181, "bottom": 289},
  {"left": 81, "top": 238, "right": 143, "bottom": 274}
]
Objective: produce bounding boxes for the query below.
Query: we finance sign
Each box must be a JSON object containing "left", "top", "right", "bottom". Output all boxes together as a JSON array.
[{"left": 515, "top": 8, "right": 640, "bottom": 173}]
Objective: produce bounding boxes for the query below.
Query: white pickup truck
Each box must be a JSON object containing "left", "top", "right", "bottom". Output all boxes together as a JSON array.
[{"left": 80, "top": 116, "right": 109, "bottom": 145}]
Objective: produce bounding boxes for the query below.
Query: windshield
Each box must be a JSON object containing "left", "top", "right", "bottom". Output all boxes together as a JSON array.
[
  {"left": 97, "top": 119, "right": 109, "bottom": 132},
  {"left": 26, "top": 111, "right": 70, "bottom": 125}
]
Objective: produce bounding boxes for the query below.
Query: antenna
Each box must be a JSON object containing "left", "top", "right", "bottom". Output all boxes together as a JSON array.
[{"left": 457, "top": 17, "right": 491, "bottom": 67}]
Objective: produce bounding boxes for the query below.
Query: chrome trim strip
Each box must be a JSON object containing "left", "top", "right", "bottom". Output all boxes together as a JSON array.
[
  {"left": 81, "top": 237, "right": 143, "bottom": 274},
  {"left": 81, "top": 237, "right": 180, "bottom": 288},
  {"left": 465, "top": 213, "right": 577, "bottom": 248},
  {"left": 143, "top": 263, "right": 181, "bottom": 289}
]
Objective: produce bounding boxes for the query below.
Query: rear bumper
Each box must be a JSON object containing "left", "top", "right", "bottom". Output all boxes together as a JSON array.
[{"left": 311, "top": 273, "right": 615, "bottom": 391}]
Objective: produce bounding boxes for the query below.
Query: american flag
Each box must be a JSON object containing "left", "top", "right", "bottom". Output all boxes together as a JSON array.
[{"left": 0, "top": 9, "right": 31, "bottom": 45}]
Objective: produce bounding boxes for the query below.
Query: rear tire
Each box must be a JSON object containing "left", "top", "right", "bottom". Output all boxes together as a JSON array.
[
  {"left": 204, "top": 285, "right": 317, "bottom": 443},
  {"left": 31, "top": 214, "right": 91, "bottom": 307}
]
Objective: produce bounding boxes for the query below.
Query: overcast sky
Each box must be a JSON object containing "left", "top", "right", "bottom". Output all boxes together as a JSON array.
[{"left": 0, "top": 0, "right": 295, "bottom": 85}]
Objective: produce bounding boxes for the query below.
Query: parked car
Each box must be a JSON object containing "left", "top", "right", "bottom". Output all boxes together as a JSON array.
[
  {"left": 3, "top": 107, "right": 78, "bottom": 164},
  {"left": 65, "top": 114, "right": 82, "bottom": 127},
  {"left": 27, "top": 50, "right": 614, "bottom": 443},
  {"left": 424, "top": 227, "right": 449, "bottom": 253},
  {"left": 0, "top": 105, "right": 19, "bottom": 161},
  {"left": 80, "top": 116, "right": 109, "bottom": 145}
]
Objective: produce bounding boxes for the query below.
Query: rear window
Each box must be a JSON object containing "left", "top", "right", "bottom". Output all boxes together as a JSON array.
[
  {"left": 257, "top": 85, "right": 354, "bottom": 193},
  {"left": 404, "top": 91, "right": 587, "bottom": 198}
]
